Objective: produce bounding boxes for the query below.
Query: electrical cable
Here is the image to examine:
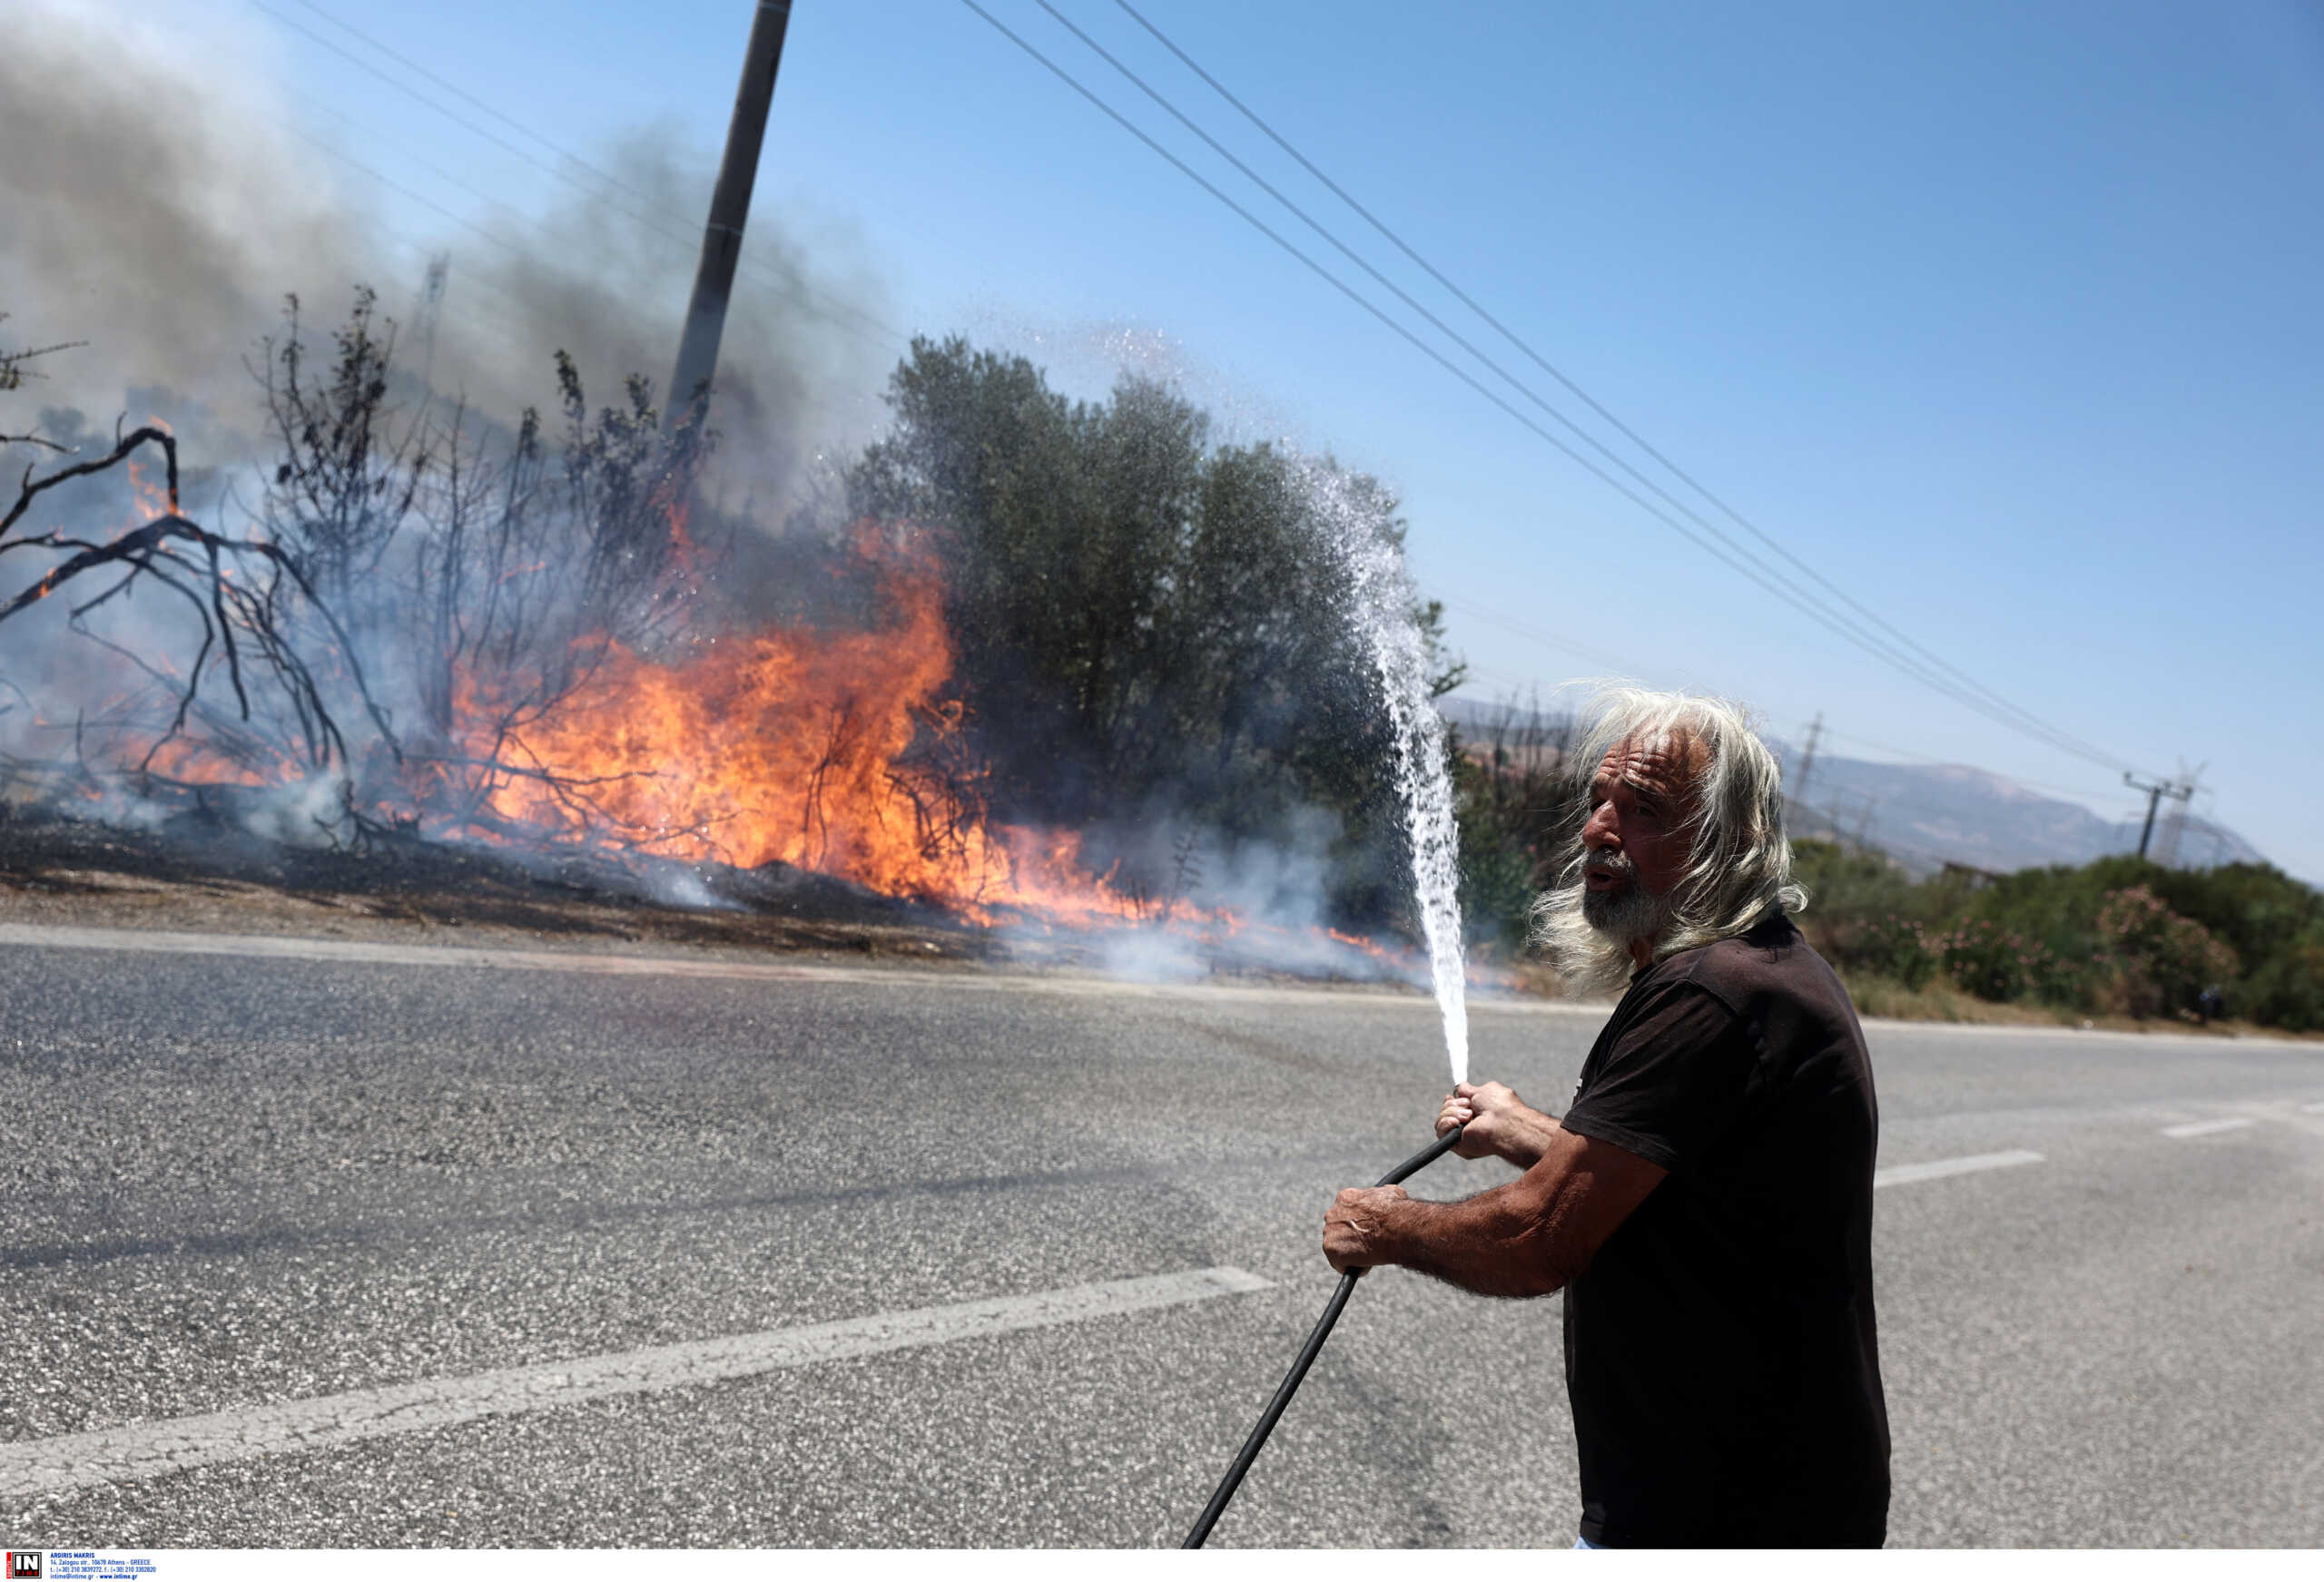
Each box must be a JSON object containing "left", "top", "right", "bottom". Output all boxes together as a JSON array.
[
  {"left": 962, "top": 1, "right": 2139, "bottom": 778},
  {"left": 999, "top": 1, "right": 2138, "bottom": 775},
  {"left": 1814, "top": 725, "right": 2128, "bottom": 808},
  {"left": 286, "top": 0, "right": 669, "bottom": 213},
  {"left": 1437, "top": 594, "right": 1662, "bottom": 679},
  {"left": 247, "top": 0, "right": 905, "bottom": 352},
  {"left": 1033, "top": 0, "right": 2126, "bottom": 772},
  {"left": 1106, "top": 0, "right": 2129, "bottom": 778}
]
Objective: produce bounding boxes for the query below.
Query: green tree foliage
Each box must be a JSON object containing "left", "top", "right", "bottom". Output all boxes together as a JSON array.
[
  {"left": 848, "top": 337, "right": 1459, "bottom": 928},
  {"left": 1784, "top": 837, "right": 2315, "bottom": 1028}
]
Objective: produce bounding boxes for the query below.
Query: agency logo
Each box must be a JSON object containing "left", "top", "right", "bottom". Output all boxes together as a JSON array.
[{"left": 6, "top": 1553, "right": 43, "bottom": 1580}]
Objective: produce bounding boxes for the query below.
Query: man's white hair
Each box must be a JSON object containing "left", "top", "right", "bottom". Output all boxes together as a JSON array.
[{"left": 1531, "top": 684, "right": 1807, "bottom": 995}]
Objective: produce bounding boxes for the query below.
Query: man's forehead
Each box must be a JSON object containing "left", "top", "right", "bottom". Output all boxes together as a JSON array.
[{"left": 1592, "top": 732, "right": 1706, "bottom": 790}]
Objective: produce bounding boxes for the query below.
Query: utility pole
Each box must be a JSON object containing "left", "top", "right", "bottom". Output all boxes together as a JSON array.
[
  {"left": 1791, "top": 712, "right": 1824, "bottom": 832},
  {"left": 667, "top": 0, "right": 793, "bottom": 431},
  {"left": 2124, "top": 771, "right": 2166, "bottom": 859},
  {"left": 2122, "top": 770, "right": 2196, "bottom": 861}
]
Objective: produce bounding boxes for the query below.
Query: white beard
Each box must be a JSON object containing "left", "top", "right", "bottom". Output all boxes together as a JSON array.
[{"left": 1581, "top": 865, "right": 1676, "bottom": 948}]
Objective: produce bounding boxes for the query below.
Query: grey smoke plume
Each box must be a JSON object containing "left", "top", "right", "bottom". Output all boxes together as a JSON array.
[
  {"left": 2, "top": 0, "right": 890, "bottom": 502},
  {"left": 1, "top": 3, "right": 372, "bottom": 435}
]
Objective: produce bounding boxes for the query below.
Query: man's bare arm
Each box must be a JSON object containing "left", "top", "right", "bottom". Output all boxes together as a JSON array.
[{"left": 1324, "top": 1125, "right": 1667, "bottom": 1298}]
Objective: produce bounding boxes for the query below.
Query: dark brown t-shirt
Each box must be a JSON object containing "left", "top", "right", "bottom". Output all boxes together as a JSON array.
[{"left": 1557, "top": 913, "right": 1889, "bottom": 1548}]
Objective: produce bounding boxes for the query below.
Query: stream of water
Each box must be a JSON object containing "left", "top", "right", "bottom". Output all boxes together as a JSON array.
[{"left": 1305, "top": 463, "right": 1469, "bottom": 1086}]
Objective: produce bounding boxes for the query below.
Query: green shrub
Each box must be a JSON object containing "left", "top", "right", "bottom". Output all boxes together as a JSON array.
[
  {"left": 2240, "top": 926, "right": 2324, "bottom": 1031},
  {"left": 2093, "top": 885, "right": 2240, "bottom": 1019},
  {"left": 1821, "top": 911, "right": 1942, "bottom": 989},
  {"left": 1931, "top": 917, "right": 2072, "bottom": 1003}
]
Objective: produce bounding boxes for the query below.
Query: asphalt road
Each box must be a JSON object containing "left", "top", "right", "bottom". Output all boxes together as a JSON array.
[{"left": 4, "top": 923, "right": 2320, "bottom": 1548}]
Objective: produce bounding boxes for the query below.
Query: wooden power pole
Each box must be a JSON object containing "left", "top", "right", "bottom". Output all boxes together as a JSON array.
[
  {"left": 668, "top": 0, "right": 794, "bottom": 430},
  {"left": 2122, "top": 770, "right": 2195, "bottom": 861}
]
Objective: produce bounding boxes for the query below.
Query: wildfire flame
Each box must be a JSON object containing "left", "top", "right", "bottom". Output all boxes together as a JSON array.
[
  {"left": 30, "top": 493, "right": 1459, "bottom": 983},
  {"left": 446, "top": 525, "right": 1144, "bottom": 926}
]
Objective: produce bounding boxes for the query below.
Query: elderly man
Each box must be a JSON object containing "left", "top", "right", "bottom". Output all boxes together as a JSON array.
[{"left": 1323, "top": 687, "right": 1888, "bottom": 1548}]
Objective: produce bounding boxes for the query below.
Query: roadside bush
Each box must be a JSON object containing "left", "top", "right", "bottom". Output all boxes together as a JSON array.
[
  {"left": 1932, "top": 918, "right": 2076, "bottom": 1004},
  {"left": 2093, "top": 885, "right": 2240, "bottom": 1019},
  {"left": 1863, "top": 914, "right": 1944, "bottom": 990},
  {"left": 2240, "top": 926, "right": 2324, "bottom": 1031},
  {"left": 1455, "top": 768, "right": 1539, "bottom": 950},
  {"left": 1813, "top": 908, "right": 1942, "bottom": 990}
]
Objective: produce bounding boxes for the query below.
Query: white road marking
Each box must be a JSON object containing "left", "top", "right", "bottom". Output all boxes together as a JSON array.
[
  {"left": 0, "top": 1266, "right": 1269, "bottom": 1498},
  {"left": 0, "top": 921, "right": 1587, "bottom": 1017},
  {"left": 2161, "top": 1117, "right": 2257, "bottom": 1139},
  {"left": 1873, "top": 1149, "right": 2044, "bottom": 1188}
]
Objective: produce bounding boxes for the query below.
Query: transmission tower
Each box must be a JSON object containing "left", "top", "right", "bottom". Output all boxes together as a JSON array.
[
  {"left": 413, "top": 251, "right": 449, "bottom": 395},
  {"left": 2152, "top": 764, "right": 2205, "bottom": 869},
  {"left": 1790, "top": 712, "right": 1825, "bottom": 831}
]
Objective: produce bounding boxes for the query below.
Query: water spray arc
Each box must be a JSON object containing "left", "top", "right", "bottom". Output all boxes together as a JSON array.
[
  {"left": 1176, "top": 467, "right": 1482, "bottom": 1544},
  {"left": 1311, "top": 459, "right": 1469, "bottom": 1085},
  {"left": 1183, "top": 1123, "right": 1467, "bottom": 1548}
]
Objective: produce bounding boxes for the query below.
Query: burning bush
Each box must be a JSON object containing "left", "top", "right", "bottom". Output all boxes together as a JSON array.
[
  {"left": 845, "top": 336, "right": 1463, "bottom": 933},
  {"left": 2, "top": 291, "right": 721, "bottom": 853},
  {"left": 4, "top": 303, "right": 1486, "bottom": 955},
  {"left": 1, "top": 409, "right": 390, "bottom": 809}
]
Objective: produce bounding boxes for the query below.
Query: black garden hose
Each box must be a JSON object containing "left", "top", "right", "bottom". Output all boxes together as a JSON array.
[{"left": 1182, "top": 1124, "right": 1466, "bottom": 1548}]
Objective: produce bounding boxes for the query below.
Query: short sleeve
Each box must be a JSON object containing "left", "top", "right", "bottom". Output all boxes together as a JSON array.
[{"left": 1559, "top": 982, "right": 1753, "bottom": 1174}]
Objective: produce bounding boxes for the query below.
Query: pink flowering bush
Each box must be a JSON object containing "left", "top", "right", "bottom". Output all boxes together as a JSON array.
[
  {"left": 1932, "top": 918, "right": 2077, "bottom": 1004},
  {"left": 2094, "top": 886, "right": 2240, "bottom": 1018}
]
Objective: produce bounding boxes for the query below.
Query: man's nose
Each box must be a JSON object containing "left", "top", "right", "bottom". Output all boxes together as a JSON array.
[{"left": 1583, "top": 804, "right": 1620, "bottom": 849}]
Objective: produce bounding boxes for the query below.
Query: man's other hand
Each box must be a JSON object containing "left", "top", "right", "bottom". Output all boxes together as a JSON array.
[
  {"left": 1323, "top": 1184, "right": 1408, "bottom": 1272},
  {"left": 1439, "top": 1081, "right": 1538, "bottom": 1163}
]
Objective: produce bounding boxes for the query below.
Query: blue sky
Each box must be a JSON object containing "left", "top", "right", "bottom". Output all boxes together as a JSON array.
[{"left": 179, "top": 2, "right": 2324, "bottom": 877}]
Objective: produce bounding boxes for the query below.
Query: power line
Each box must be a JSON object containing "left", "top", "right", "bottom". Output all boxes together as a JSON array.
[
  {"left": 1816, "top": 724, "right": 2127, "bottom": 808},
  {"left": 1108, "top": 0, "right": 2130, "bottom": 778},
  {"left": 246, "top": 0, "right": 904, "bottom": 353},
  {"left": 1437, "top": 594, "right": 1665, "bottom": 680},
  {"left": 284, "top": 0, "right": 668, "bottom": 214},
  {"left": 1441, "top": 602, "right": 2137, "bottom": 820},
  {"left": 1033, "top": 0, "right": 2131, "bottom": 772},
  {"left": 963, "top": 1, "right": 2139, "bottom": 777}
]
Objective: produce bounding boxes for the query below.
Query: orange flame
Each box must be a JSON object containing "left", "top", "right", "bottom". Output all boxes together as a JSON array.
[{"left": 445, "top": 526, "right": 1142, "bottom": 925}]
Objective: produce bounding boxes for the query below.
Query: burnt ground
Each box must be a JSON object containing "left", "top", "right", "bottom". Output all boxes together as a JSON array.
[
  {"left": 0, "top": 805, "right": 2290, "bottom": 1033},
  {"left": 0, "top": 803, "right": 1470, "bottom": 988},
  {"left": 0, "top": 802, "right": 1004, "bottom": 968}
]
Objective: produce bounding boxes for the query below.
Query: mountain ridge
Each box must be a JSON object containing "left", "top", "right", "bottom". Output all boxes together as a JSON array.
[{"left": 1438, "top": 694, "right": 2270, "bottom": 877}]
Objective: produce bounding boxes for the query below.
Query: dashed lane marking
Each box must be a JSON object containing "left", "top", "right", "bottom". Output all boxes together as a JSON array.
[
  {"left": 1873, "top": 1149, "right": 2044, "bottom": 1189},
  {"left": 0, "top": 1265, "right": 1270, "bottom": 1498},
  {"left": 2161, "top": 1117, "right": 2258, "bottom": 1139}
]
